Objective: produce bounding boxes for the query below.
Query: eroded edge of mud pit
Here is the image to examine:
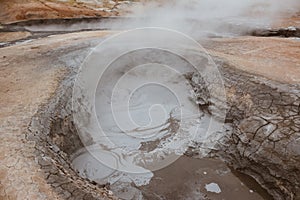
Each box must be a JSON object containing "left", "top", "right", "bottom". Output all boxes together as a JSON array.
[
  {"left": 26, "top": 53, "right": 300, "bottom": 200},
  {"left": 223, "top": 65, "right": 300, "bottom": 200},
  {"left": 189, "top": 60, "right": 300, "bottom": 200},
  {"left": 26, "top": 71, "right": 117, "bottom": 200}
]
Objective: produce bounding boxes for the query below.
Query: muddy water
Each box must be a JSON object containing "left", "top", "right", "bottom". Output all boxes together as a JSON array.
[
  {"left": 139, "top": 156, "right": 270, "bottom": 200},
  {"left": 72, "top": 151, "right": 269, "bottom": 200}
]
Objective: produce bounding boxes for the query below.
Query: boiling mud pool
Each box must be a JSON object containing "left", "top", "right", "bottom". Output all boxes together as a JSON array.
[{"left": 71, "top": 63, "right": 269, "bottom": 200}]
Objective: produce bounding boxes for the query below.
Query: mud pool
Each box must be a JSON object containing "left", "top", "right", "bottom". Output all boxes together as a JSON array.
[{"left": 70, "top": 61, "right": 270, "bottom": 199}]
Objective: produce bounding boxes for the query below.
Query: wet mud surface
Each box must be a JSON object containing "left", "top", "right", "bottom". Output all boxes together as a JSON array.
[{"left": 139, "top": 156, "right": 272, "bottom": 200}]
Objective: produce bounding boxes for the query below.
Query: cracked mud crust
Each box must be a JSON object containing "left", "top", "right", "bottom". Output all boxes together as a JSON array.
[
  {"left": 219, "top": 65, "right": 300, "bottom": 200},
  {"left": 189, "top": 37, "right": 300, "bottom": 199},
  {"left": 186, "top": 62, "right": 300, "bottom": 200},
  {"left": 0, "top": 30, "right": 299, "bottom": 200},
  {"left": 0, "top": 31, "right": 116, "bottom": 199}
]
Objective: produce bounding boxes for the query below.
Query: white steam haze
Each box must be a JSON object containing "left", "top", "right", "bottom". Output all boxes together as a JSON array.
[{"left": 109, "top": 0, "right": 300, "bottom": 38}]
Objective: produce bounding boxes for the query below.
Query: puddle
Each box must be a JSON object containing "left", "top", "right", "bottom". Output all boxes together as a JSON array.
[
  {"left": 230, "top": 168, "right": 273, "bottom": 200},
  {"left": 72, "top": 151, "right": 269, "bottom": 200},
  {"left": 139, "top": 156, "right": 267, "bottom": 200}
]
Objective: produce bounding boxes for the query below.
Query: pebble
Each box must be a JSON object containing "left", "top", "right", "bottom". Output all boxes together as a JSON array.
[{"left": 205, "top": 183, "right": 221, "bottom": 194}]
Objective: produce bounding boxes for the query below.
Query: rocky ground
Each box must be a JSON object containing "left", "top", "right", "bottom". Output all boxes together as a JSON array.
[{"left": 0, "top": 1, "right": 299, "bottom": 200}]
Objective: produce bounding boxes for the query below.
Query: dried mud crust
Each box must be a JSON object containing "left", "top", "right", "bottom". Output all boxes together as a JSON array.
[
  {"left": 0, "top": 31, "right": 119, "bottom": 200},
  {"left": 188, "top": 61, "right": 300, "bottom": 200},
  {"left": 27, "top": 74, "right": 117, "bottom": 200}
]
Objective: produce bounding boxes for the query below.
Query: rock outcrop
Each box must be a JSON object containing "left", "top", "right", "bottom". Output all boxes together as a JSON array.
[
  {"left": 0, "top": 0, "right": 134, "bottom": 24},
  {"left": 252, "top": 27, "right": 300, "bottom": 38}
]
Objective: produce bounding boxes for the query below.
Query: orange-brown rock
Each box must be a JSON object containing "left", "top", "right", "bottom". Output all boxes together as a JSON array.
[{"left": 0, "top": 0, "right": 120, "bottom": 24}]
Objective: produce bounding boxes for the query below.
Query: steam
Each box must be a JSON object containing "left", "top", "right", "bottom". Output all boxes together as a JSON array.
[{"left": 110, "top": 0, "right": 300, "bottom": 38}]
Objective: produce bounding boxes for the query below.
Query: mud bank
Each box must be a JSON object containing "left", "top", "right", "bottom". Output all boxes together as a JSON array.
[
  {"left": 219, "top": 64, "right": 300, "bottom": 200},
  {"left": 0, "top": 17, "right": 120, "bottom": 48},
  {"left": 188, "top": 61, "right": 300, "bottom": 200},
  {"left": 28, "top": 76, "right": 116, "bottom": 200},
  {"left": 0, "top": 31, "right": 116, "bottom": 199},
  {"left": 1, "top": 17, "right": 123, "bottom": 32}
]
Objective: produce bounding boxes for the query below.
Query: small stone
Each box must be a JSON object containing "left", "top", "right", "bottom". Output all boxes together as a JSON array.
[
  {"left": 205, "top": 183, "right": 221, "bottom": 194},
  {"left": 287, "top": 26, "right": 297, "bottom": 31},
  {"left": 108, "top": 190, "right": 113, "bottom": 195}
]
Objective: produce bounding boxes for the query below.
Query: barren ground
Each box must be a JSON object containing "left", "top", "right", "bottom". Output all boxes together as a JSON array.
[{"left": 0, "top": 2, "right": 299, "bottom": 200}]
